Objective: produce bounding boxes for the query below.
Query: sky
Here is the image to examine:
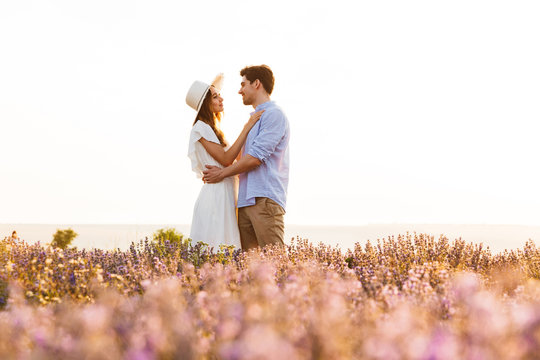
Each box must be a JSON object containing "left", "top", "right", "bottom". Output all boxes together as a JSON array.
[{"left": 1, "top": 0, "right": 539, "bottom": 226}]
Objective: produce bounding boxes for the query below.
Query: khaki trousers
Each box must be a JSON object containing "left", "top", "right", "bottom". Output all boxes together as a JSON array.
[{"left": 238, "top": 197, "right": 285, "bottom": 250}]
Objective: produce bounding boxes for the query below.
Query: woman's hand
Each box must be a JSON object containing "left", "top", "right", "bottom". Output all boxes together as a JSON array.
[{"left": 247, "top": 110, "right": 265, "bottom": 128}]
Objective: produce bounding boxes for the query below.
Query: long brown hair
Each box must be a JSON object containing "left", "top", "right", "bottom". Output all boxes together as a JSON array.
[{"left": 193, "top": 87, "right": 227, "bottom": 147}]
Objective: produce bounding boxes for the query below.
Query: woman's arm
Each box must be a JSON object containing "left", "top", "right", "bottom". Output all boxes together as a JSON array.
[{"left": 198, "top": 110, "right": 264, "bottom": 167}]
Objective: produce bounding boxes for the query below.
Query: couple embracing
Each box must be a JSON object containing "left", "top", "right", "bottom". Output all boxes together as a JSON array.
[{"left": 185, "top": 65, "right": 290, "bottom": 251}]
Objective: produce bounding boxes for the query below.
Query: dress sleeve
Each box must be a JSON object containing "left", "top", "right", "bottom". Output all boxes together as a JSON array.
[
  {"left": 190, "top": 121, "right": 220, "bottom": 144},
  {"left": 187, "top": 121, "right": 220, "bottom": 177}
]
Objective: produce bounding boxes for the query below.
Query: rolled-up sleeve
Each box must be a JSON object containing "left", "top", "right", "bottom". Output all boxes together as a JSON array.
[{"left": 247, "top": 110, "right": 286, "bottom": 163}]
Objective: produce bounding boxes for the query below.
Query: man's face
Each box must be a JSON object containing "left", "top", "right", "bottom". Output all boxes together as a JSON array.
[{"left": 238, "top": 76, "right": 256, "bottom": 105}]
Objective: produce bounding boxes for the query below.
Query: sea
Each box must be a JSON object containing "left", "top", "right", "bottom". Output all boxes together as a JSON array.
[{"left": 2, "top": 223, "right": 540, "bottom": 254}]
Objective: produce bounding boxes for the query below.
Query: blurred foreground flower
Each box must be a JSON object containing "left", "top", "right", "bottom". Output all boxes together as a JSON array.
[{"left": 0, "top": 234, "right": 540, "bottom": 358}]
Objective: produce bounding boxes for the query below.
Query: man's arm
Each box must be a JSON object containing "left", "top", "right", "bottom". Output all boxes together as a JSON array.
[
  {"left": 203, "top": 155, "right": 261, "bottom": 183},
  {"left": 202, "top": 108, "right": 286, "bottom": 184}
]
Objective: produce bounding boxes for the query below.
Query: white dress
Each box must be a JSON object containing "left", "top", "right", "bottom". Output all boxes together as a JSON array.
[{"left": 188, "top": 120, "right": 241, "bottom": 248}]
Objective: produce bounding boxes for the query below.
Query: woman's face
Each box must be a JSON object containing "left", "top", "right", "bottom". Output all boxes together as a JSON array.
[{"left": 209, "top": 86, "right": 224, "bottom": 113}]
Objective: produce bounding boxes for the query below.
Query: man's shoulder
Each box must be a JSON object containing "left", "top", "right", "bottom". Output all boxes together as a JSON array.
[
  {"left": 262, "top": 104, "right": 288, "bottom": 124},
  {"left": 266, "top": 102, "right": 285, "bottom": 113}
]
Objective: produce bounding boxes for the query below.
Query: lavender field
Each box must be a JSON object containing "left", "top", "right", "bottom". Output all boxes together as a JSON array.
[{"left": 2, "top": 233, "right": 540, "bottom": 359}]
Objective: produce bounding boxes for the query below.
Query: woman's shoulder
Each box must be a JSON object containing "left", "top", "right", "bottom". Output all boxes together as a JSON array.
[
  {"left": 191, "top": 120, "right": 219, "bottom": 142},
  {"left": 191, "top": 120, "right": 212, "bottom": 135},
  {"left": 192, "top": 120, "right": 211, "bottom": 130}
]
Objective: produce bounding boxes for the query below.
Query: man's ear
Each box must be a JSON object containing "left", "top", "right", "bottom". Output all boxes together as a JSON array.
[{"left": 253, "top": 79, "right": 261, "bottom": 89}]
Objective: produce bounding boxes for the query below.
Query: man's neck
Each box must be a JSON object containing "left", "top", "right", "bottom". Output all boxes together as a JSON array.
[{"left": 251, "top": 94, "right": 271, "bottom": 109}]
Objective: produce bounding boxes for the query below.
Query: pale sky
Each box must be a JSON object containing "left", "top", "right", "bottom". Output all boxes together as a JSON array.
[{"left": 1, "top": 0, "right": 539, "bottom": 226}]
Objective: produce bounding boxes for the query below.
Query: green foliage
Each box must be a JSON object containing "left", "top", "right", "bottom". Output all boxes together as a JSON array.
[
  {"left": 51, "top": 228, "right": 78, "bottom": 250},
  {"left": 215, "top": 244, "right": 237, "bottom": 264},
  {"left": 0, "top": 274, "right": 7, "bottom": 310},
  {"left": 152, "top": 228, "right": 186, "bottom": 246},
  {"left": 151, "top": 228, "right": 197, "bottom": 262}
]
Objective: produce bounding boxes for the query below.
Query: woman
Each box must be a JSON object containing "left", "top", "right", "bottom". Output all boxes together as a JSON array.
[{"left": 186, "top": 74, "right": 263, "bottom": 248}]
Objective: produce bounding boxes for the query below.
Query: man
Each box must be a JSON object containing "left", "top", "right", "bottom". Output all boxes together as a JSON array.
[{"left": 203, "top": 65, "right": 290, "bottom": 250}]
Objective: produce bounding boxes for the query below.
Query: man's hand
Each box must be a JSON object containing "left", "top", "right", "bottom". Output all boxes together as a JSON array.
[
  {"left": 202, "top": 165, "right": 225, "bottom": 184},
  {"left": 202, "top": 155, "right": 260, "bottom": 184}
]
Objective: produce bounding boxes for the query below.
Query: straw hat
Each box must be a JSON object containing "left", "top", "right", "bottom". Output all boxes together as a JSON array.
[{"left": 186, "top": 73, "right": 224, "bottom": 112}]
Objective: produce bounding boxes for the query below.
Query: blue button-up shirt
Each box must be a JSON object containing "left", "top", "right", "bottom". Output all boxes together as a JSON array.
[{"left": 237, "top": 101, "right": 290, "bottom": 210}]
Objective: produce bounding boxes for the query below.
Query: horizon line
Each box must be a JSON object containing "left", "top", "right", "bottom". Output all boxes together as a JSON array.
[{"left": 2, "top": 222, "right": 540, "bottom": 227}]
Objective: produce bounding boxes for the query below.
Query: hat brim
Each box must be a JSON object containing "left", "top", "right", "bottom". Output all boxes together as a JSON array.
[
  {"left": 211, "top": 73, "right": 224, "bottom": 92},
  {"left": 186, "top": 73, "right": 224, "bottom": 112},
  {"left": 195, "top": 73, "right": 224, "bottom": 112},
  {"left": 196, "top": 86, "right": 211, "bottom": 112}
]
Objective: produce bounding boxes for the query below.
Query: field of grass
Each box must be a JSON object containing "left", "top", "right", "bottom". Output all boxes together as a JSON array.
[{"left": 2, "top": 233, "right": 540, "bottom": 359}]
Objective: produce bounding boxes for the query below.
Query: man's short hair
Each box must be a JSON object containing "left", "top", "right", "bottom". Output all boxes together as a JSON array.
[{"left": 240, "top": 65, "right": 275, "bottom": 95}]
